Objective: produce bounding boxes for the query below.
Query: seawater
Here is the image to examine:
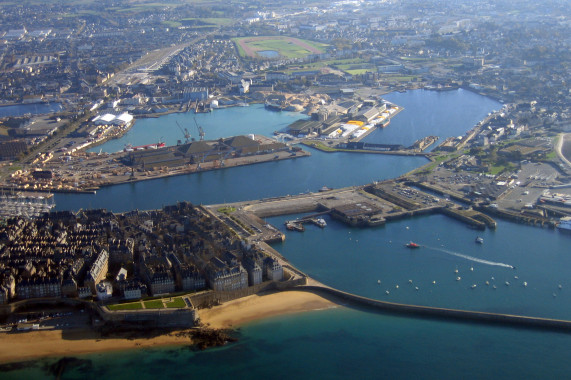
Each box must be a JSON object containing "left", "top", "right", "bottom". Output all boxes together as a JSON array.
[
  {"left": 10, "top": 90, "right": 571, "bottom": 379},
  {"left": 55, "top": 148, "right": 424, "bottom": 212},
  {"left": 365, "top": 88, "right": 501, "bottom": 148},
  {"left": 268, "top": 213, "right": 571, "bottom": 319},
  {"left": 5, "top": 308, "right": 571, "bottom": 379},
  {"left": 88, "top": 104, "right": 302, "bottom": 153}
]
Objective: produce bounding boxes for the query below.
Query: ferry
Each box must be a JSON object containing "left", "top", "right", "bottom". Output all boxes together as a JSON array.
[
  {"left": 124, "top": 141, "right": 165, "bottom": 152},
  {"left": 405, "top": 241, "right": 420, "bottom": 249}
]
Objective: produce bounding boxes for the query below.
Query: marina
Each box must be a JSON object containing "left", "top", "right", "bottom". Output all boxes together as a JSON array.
[{"left": 0, "top": 191, "right": 55, "bottom": 218}]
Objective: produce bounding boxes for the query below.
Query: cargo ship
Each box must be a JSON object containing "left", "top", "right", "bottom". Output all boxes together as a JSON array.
[{"left": 124, "top": 141, "right": 165, "bottom": 152}]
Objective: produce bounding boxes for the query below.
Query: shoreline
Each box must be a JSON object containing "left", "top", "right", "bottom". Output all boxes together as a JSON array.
[{"left": 0, "top": 290, "right": 337, "bottom": 365}]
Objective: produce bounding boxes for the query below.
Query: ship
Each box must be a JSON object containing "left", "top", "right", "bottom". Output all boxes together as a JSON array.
[
  {"left": 285, "top": 221, "right": 305, "bottom": 232},
  {"left": 405, "top": 241, "right": 420, "bottom": 248},
  {"left": 265, "top": 101, "right": 284, "bottom": 112},
  {"left": 380, "top": 119, "right": 390, "bottom": 128},
  {"left": 475, "top": 236, "right": 484, "bottom": 244},
  {"left": 557, "top": 217, "right": 571, "bottom": 232},
  {"left": 313, "top": 218, "right": 327, "bottom": 228},
  {"left": 124, "top": 141, "right": 166, "bottom": 152}
]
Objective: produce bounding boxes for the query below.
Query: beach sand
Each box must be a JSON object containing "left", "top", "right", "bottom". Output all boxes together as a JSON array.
[
  {"left": 198, "top": 290, "right": 337, "bottom": 329},
  {"left": 0, "top": 290, "right": 337, "bottom": 364}
]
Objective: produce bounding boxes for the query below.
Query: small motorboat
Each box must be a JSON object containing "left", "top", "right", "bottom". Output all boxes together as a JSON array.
[
  {"left": 405, "top": 241, "right": 420, "bottom": 248},
  {"left": 475, "top": 236, "right": 484, "bottom": 244}
]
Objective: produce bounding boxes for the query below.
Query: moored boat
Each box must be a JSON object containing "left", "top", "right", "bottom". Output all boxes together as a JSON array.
[
  {"left": 557, "top": 217, "right": 571, "bottom": 232},
  {"left": 124, "top": 141, "right": 165, "bottom": 152},
  {"left": 285, "top": 221, "right": 305, "bottom": 232}
]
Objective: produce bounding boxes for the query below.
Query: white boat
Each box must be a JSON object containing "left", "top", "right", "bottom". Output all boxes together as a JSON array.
[
  {"left": 315, "top": 218, "right": 327, "bottom": 228},
  {"left": 557, "top": 217, "right": 571, "bottom": 231},
  {"left": 475, "top": 236, "right": 484, "bottom": 244}
]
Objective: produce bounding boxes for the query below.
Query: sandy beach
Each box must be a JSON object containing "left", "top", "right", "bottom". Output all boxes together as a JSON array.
[
  {"left": 0, "top": 290, "right": 337, "bottom": 364},
  {"left": 198, "top": 290, "right": 337, "bottom": 329}
]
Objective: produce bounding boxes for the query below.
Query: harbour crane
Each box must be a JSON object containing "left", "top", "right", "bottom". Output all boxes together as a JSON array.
[
  {"left": 194, "top": 118, "right": 205, "bottom": 141},
  {"left": 176, "top": 121, "right": 191, "bottom": 144}
]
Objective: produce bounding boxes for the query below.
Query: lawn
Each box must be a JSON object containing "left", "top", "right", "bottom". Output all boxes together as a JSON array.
[
  {"left": 345, "top": 68, "right": 376, "bottom": 75},
  {"left": 182, "top": 17, "right": 233, "bottom": 26},
  {"left": 144, "top": 299, "right": 165, "bottom": 309},
  {"left": 218, "top": 206, "right": 236, "bottom": 214},
  {"left": 248, "top": 40, "right": 311, "bottom": 59},
  {"left": 234, "top": 37, "right": 327, "bottom": 59},
  {"left": 107, "top": 302, "right": 143, "bottom": 311},
  {"left": 165, "top": 297, "right": 186, "bottom": 308}
]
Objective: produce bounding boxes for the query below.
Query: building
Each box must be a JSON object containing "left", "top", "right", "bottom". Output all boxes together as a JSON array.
[
  {"left": 243, "top": 256, "right": 263, "bottom": 286},
  {"left": 96, "top": 281, "right": 113, "bottom": 300},
  {"left": 183, "top": 87, "right": 209, "bottom": 101},
  {"left": 85, "top": 249, "right": 109, "bottom": 293},
  {"left": 145, "top": 267, "right": 176, "bottom": 296},
  {"left": 92, "top": 112, "right": 133, "bottom": 126},
  {"left": 16, "top": 276, "right": 61, "bottom": 299},
  {"left": 207, "top": 257, "right": 248, "bottom": 291},
  {"left": 264, "top": 258, "right": 284, "bottom": 281}
]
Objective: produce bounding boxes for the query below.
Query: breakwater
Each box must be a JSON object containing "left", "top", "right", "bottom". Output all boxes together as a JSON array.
[{"left": 300, "top": 285, "right": 571, "bottom": 333}]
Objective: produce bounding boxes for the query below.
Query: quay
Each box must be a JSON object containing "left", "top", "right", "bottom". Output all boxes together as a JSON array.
[{"left": 207, "top": 179, "right": 498, "bottom": 244}]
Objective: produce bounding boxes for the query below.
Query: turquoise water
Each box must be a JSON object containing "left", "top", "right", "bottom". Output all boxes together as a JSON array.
[
  {"left": 11, "top": 90, "right": 571, "bottom": 378},
  {"left": 5, "top": 308, "right": 571, "bottom": 379}
]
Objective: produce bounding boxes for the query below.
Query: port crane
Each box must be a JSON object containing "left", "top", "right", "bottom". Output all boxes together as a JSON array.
[
  {"left": 194, "top": 118, "right": 205, "bottom": 141},
  {"left": 176, "top": 121, "right": 191, "bottom": 144}
]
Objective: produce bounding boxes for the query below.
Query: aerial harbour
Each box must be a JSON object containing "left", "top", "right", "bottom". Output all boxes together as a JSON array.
[{"left": 1, "top": 0, "right": 571, "bottom": 377}]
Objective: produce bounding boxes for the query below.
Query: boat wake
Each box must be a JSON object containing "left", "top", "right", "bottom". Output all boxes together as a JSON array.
[{"left": 425, "top": 246, "right": 514, "bottom": 269}]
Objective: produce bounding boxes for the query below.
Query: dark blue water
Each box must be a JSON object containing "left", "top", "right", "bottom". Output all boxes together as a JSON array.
[
  {"left": 11, "top": 90, "right": 568, "bottom": 379},
  {"left": 54, "top": 148, "right": 424, "bottom": 212},
  {"left": 365, "top": 89, "right": 501, "bottom": 148},
  {"left": 0, "top": 102, "right": 62, "bottom": 117}
]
